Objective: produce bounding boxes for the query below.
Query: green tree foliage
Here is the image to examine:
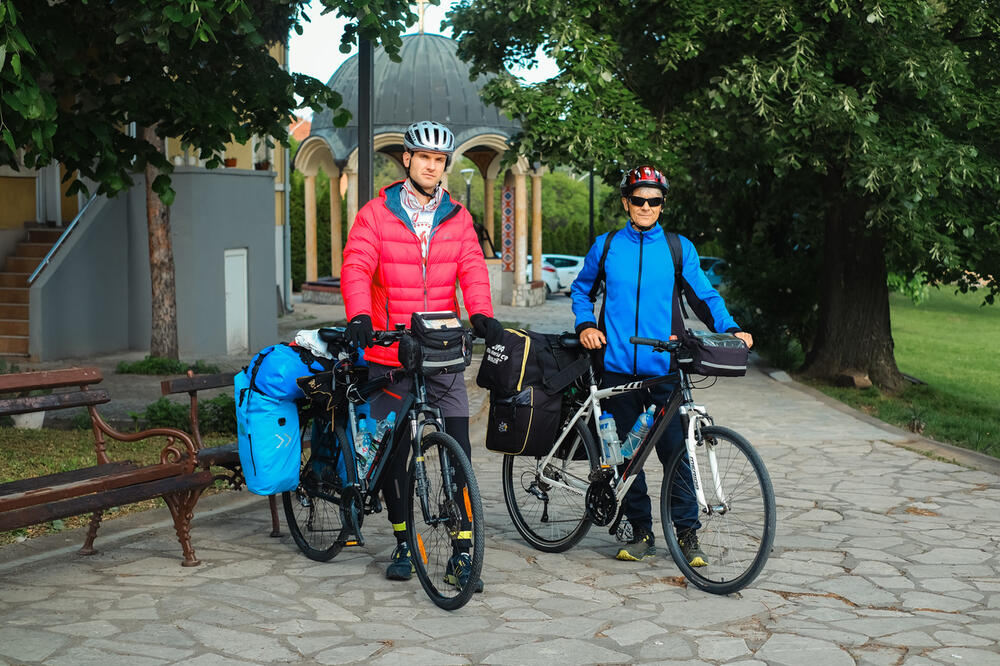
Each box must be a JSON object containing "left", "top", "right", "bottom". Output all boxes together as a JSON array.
[
  {"left": 0, "top": 0, "right": 420, "bottom": 201},
  {"left": 448, "top": 0, "right": 1000, "bottom": 391},
  {"left": 1, "top": 0, "right": 422, "bottom": 357}
]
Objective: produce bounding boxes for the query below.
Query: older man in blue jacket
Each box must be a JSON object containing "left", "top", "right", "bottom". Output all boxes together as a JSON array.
[{"left": 571, "top": 165, "right": 753, "bottom": 563}]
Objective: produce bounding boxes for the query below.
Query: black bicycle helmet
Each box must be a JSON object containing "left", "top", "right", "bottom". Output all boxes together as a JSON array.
[{"left": 620, "top": 165, "right": 669, "bottom": 196}]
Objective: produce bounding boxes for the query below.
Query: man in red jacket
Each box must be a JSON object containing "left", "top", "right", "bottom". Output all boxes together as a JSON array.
[{"left": 341, "top": 120, "right": 502, "bottom": 591}]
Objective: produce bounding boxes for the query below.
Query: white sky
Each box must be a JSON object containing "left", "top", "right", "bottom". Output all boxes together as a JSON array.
[{"left": 288, "top": 0, "right": 556, "bottom": 114}]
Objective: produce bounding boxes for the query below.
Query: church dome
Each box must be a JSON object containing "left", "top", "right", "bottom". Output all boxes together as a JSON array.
[{"left": 304, "top": 33, "right": 520, "bottom": 163}]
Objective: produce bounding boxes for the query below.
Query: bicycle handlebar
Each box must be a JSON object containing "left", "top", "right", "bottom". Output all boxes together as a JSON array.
[{"left": 629, "top": 336, "right": 681, "bottom": 352}]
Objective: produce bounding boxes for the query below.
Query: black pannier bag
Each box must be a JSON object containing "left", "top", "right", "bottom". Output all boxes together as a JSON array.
[
  {"left": 477, "top": 329, "right": 589, "bottom": 398},
  {"left": 484, "top": 386, "right": 562, "bottom": 456},
  {"left": 409, "top": 311, "right": 472, "bottom": 375},
  {"left": 676, "top": 329, "right": 749, "bottom": 377},
  {"left": 480, "top": 329, "right": 590, "bottom": 456}
]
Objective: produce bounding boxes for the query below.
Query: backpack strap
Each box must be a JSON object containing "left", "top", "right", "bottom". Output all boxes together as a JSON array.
[
  {"left": 587, "top": 228, "right": 620, "bottom": 303},
  {"left": 239, "top": 346, "right": 276, "bottom": 406},
  {"left": 666, "top": 231, "right": 690, "bottom": 320}
]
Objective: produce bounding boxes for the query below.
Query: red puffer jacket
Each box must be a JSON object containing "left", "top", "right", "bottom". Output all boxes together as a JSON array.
[{"left": 341, "top": 181, "right": 494, "bottom": 367}]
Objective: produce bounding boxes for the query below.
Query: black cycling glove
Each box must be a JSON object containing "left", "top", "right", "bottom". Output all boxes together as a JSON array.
[
  {"left": 346, "top": 314, "right": 374, "bottom": 349},
  {"left": 470, "top": 313, "right": 504, "bottom": 346}
]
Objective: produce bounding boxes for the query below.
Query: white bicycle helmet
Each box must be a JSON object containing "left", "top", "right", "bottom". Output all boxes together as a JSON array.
[{"left": 403, "top": 121, "right": 456, "bottom": 161}]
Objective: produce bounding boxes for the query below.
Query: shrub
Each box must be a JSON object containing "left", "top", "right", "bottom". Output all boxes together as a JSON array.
[
  {"left": 116, "top": 357, "right": 220, "bottom": 375},
  {"left": 199, "top": 394, "right": 236, "bottom": 436},
  {"left": 129, "top": 398, "right": 189, "bottom": 430}
]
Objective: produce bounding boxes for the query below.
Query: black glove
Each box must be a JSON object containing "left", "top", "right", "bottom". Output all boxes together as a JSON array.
[
  {"left": 471, "top": 313, "right": 504, "bottom": 346},
  {"left": 346, "top": 314, "right": 374, "bottom": 349}
]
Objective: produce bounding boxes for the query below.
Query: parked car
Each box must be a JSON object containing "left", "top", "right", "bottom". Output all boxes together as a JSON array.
[
  {"left": 524, "top": 257, "right": 561, "bottom": 295},
  {"left": 699, "top": 256, "right": 729, "bottom": 289},
  {"left": 540, "top": 254, "right": 585, "bottom": 291}
]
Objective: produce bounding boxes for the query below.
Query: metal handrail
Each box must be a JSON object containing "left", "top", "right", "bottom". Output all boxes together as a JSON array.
[{"left": 27, "top": 193, "right": 98, "bottom": 285}]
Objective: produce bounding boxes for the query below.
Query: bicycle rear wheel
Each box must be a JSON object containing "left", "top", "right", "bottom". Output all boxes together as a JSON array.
[
  {"left": 282, "top": 423, "right": 351, "bottom": 562},
  {"left": 406, "top": 431, "right": 485, "bottom": 611},
  {"left": 661, "top": 425, "right": 775, "bottom": 595},
  {"left": 502, "top": 419, "right": 598, "bottom": 552}
]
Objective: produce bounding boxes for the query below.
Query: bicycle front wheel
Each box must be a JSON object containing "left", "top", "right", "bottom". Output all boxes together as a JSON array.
[
  {"left": 661, "top": 425, "right": 775, "bottom": 595},
  {"left": 406, "top": 431, "right": 485, "bottom": 611},
  {"left": 282, "top": 424, "right": 351, "bottom": 562},
  {"left": 501, "top": 419, "right": 598, "bottom": 552}
]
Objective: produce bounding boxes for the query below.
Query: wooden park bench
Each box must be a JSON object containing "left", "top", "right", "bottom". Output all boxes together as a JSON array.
[
  {"left": 160, "top": 372, "right": 283, "bottom": 538},
  {"left": 0, "top": 367, "right": 213, "bottom": 566}
]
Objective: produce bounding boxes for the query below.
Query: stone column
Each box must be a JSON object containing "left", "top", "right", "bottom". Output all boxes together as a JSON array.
[
  {"left": 346, "top": 171, "right": 359, "bottom": 232},
  {"left": 304, "top": 174, "right": 318, "bottom": 283},
  {"left": 483, "top": 177, "right": 496, "bottom": 255},
  {"left": 531, "top": 169, "right": 543, "bottom": 283},
  {"left": 329, "top": 168, "right": 343, "bottom": 278},
  {"left": 514, "top": 171, "right": 528, "bottom": 291}
]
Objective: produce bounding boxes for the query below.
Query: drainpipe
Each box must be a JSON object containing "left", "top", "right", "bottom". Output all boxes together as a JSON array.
[{"left": 283, "top": 40, "right": 293, "bottom": 313}]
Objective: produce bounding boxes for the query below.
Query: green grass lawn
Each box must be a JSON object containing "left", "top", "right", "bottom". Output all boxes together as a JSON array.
[{"left": 808, "top": 288, "right": 999, "bottom": 458}]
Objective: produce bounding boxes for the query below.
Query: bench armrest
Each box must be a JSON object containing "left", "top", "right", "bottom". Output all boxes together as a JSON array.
[{"left": 87, "top": 407, "right": 199, "bottom": 473}]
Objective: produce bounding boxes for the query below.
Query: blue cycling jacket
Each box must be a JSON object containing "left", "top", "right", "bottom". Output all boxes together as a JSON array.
[{"left": 570, "top": 222, "right": 740, "bottom": 376}]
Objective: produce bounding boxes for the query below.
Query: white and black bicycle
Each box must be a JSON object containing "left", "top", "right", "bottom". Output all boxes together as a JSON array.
[{"left": 502, "top": 333, "right": 776, "bottom": 595}]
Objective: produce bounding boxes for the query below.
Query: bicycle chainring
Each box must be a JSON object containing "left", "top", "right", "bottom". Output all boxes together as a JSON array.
[{"left": 585, "top": 480, "right": 617, "bottom": 527}]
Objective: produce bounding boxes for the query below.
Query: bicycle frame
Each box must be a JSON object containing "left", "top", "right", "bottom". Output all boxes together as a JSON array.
[{"left": 535, "top": 365, "right": 720, "bottom": 516}]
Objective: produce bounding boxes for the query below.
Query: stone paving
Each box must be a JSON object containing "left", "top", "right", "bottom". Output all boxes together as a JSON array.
[{"left": 2, "top": 295, "right": 999, "bottom": 664}]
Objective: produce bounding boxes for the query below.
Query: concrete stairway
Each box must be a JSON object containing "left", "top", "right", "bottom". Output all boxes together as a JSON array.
[{"left": 0, "top": 226, "right": 60, "bottom": 357}]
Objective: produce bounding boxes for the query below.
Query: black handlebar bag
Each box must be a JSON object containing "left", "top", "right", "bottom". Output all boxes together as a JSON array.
[
  {"left": 676, "top": 330, "right": 749, "bottom": 377},
  {"left": 409, "top": 311, "right": 472, "bottom": 375}
]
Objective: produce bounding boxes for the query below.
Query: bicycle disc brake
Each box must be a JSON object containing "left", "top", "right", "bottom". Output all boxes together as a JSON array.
[{"left": 585, "top": 480, "right": 617, "bottom": 527}]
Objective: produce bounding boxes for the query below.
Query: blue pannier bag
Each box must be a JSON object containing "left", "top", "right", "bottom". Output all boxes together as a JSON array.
[{"left": 235, "top": 343, "right": 332, "bottom": 495}]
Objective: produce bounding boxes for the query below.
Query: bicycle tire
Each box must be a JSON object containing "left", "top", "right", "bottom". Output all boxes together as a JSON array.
[
  {"left": 661, "top": 425, "right": 775, "bottom": 595},
  {"left": 502, "top": 419, "right": 598, "bottom": 553},
  {"left": 282, "top": 423, "right": 351, "bottom": 562},
  {"left": 406, "top": 431, "right": 485, "bottom": 611}
]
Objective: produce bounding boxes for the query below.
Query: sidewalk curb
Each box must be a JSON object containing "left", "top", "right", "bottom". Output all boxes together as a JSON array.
[{"left": 757, "top": 360, "right": 1000, "bottom": 475}]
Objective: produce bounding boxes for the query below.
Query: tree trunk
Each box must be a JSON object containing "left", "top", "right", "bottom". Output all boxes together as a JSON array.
[
  {"left": 802, "top": 169, "right": 904, "bottom": 392},
  {"left": 142, "top": 126, "right": 179, "bottom": 360}
]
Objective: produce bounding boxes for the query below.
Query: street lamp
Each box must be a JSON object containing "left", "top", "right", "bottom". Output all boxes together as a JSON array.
[{"left": 460, "top": 168, "right": 475, "bottom": 208}]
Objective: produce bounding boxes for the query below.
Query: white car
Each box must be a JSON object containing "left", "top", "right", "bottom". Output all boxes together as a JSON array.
[
  {"left": 541, "top": 254, "right": 585, "bottom": 291},
  {"left": 524, "top": 258, "right": 561, "bottom": 295}
]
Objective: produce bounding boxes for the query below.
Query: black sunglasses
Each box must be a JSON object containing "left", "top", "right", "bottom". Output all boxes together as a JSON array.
[{"left": 627, "top": 195, "right": 664, "bottom": 208}]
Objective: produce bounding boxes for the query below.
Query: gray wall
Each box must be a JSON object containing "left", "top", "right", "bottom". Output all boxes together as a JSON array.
[
  {"left": 30, "top": 195, "right": 131, "bottom": 359},
  {"left": 30, "top": 169, "right": 278, "bottom": 361},
  {"left": 166, "top": 168, "right": 278, "bottom": 356}
]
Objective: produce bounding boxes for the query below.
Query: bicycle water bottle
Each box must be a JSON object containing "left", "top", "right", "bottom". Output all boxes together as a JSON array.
[
  {"left": 621, "top": 405, "right": 656, "bottom": 459},
  {"left": 355, "top": 416, "right": 374, "bottom": 477},
  {"left": 598, "top": 412, "right": 624, "bottom": 466},
  {"left": 373, "top": 411, "right": 396, "bottom": 449}
]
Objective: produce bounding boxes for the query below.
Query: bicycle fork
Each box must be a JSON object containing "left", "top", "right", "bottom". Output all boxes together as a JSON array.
[{"left": 680, "top": 404, "right": 726, "bottom": 515}]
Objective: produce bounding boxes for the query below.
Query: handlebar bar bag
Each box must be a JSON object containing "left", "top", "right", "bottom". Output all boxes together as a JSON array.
[
  {"left": 676, "top": 330, "right": 749, "bottom": 377},
  {"left": 410, "top": 311, "right": 472, "bottom": 375},
  {"left": 485, "top": 386, "right": 561, "bottom": 456}
]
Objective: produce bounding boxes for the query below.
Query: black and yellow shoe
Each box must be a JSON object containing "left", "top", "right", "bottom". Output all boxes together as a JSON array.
[
  {"left": 444, "top": 552, "right": 484, "bottom": 593},
  {"left": 677, "top": 529, "right": 708, "bottom": 567},
  {"left": 615, "top": 530, "right": 656, "bottom": 561},
  {"left": 386, "top": 542, "right": 415, "bottom": 580}
]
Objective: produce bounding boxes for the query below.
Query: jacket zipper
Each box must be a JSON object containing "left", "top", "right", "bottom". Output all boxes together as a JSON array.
[
  {"left": 422, "top": 202, "right": 461, "bottom": 311},
  {"left": 633, "top": 230, "right": 645, "bottom": 374}
]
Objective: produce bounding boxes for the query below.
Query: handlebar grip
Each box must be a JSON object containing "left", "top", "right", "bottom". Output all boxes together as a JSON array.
[{"left": 630, "top": 336, "right": 664, "bottom": 347}]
